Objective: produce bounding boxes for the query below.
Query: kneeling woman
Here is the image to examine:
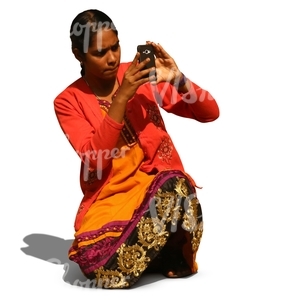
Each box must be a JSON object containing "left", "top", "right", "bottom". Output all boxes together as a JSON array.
[{"left": 54, "top": 9, "right": 219, "bottom": 289}]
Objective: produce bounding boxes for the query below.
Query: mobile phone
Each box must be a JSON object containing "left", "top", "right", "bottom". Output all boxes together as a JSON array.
[{"left": 137, "top": 44, "right": 156, "bottom": 80}]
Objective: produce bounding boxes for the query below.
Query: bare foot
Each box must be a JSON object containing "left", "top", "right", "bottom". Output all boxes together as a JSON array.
[{"left": 162, "top": 248, "right": 192, "bottom": 278}]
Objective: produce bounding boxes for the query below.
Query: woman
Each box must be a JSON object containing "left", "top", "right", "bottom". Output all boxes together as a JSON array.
[{"left": 54, "top": 9, "right": 219, "bottom": 289}]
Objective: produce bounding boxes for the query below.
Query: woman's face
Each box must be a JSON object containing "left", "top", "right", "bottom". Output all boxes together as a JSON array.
[{"left": 83, "top": 28, "right": 121, "bottom": 80}]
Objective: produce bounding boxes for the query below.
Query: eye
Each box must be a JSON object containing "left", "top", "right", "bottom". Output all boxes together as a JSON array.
[
  {"left": 96, "top": 50, "right": 106, "bottom": 57},
  {"left": 111, "top": 42, "right": 119, "bottom": 51}
]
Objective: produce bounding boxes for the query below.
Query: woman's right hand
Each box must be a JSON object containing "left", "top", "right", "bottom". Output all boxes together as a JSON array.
[
  {"left": 108, "top": 53, "right": 155, "bottom": 124},
  {"left": 117, "top": 52, "right": 156, "bottom": 101}
]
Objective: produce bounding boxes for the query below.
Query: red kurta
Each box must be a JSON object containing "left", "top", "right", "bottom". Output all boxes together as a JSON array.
[{"left": 54, "top": 62, "right": 219, "bottom": 231}]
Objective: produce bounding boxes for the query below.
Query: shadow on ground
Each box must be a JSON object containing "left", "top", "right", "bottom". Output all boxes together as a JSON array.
[{"left": 20, "top": 233, "right": 165, "bottom": 288}]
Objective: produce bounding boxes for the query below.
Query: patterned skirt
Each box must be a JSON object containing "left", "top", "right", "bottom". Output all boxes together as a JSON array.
[{"left": 69, "top": 170, "right": 203, "bottom": 289}]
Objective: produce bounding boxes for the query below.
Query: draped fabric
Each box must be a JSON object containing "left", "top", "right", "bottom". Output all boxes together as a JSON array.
[
  {"left": 53, "top": 62, "right": 219, "bottom": 288},
  {"left": 68, "top": 110, "right": 203, "bottom": 288}
]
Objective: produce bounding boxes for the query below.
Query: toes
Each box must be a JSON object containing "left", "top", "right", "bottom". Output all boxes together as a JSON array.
[
  {"left": 164, "top": 267, "right": 192, "bottom": 278},
  {"left": 166, "top": 270, "right": 177, "bottom": 278}
]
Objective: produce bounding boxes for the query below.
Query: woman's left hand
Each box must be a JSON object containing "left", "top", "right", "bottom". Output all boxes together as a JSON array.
[{"left": 146, "top": 41, "right": 182, "bottom": 85}]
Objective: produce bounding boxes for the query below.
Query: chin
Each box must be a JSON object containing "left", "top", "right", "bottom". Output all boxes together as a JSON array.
[
  {"left": 102, "top": 73, "right": 117, "bottom": 81},
  {"left": 103, "top": 68, "right": 119, "bottom": 79}
]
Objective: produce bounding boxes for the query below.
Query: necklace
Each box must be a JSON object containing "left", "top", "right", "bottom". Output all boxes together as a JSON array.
[{"left": 83, "top": 76, "right": 137, "bottom": 147}]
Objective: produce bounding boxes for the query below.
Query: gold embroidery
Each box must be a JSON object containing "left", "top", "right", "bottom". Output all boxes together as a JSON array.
[
  {"left": 191, "top": 221, "right": 203, "bottom": 252},
  {"left": 116, "top": 244, "right": 150, "bottom": 277},
  {"left": 182, "top": 197, "right": 199, "bottom": 232},
  {"left": 137, "top": 216, "right": 169, "bottom": 250},
  {"left": 94, "top": 267, "right": 129, "bottom": 289},
  {"left": 154, "top": 191, "right": 179, "bottom": 225},
  {"left": 93, "top": 177, "right": 203, "bottom": 288},
  {"left": 174, "top": 177, "right": 189, "bottom": 198}
]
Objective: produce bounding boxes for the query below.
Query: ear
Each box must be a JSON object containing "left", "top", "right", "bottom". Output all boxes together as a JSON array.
[{"left": 72, "top": 48, "right": 84, "bottom": 63}]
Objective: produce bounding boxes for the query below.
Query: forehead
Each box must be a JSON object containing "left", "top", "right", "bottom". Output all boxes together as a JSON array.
[{"left": 90, "top": 28, "right": 118, "bottom": 50}]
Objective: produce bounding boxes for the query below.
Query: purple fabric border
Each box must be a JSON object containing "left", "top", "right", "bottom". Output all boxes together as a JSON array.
[{"left": 75, "top": 220, "right": 129, "bottom": 241}]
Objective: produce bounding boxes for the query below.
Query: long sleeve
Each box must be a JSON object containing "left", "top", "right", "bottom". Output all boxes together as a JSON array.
[
  {"left": 152, "top": 80, "right": 220, "bottom": 122},
  {"left": 54, "top": 81, "right": 124, "bottom": 172}
]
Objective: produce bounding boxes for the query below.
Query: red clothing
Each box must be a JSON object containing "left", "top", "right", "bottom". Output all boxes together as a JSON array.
[{"left": 54, "top": 62, "right": 219, "bottom": 231}]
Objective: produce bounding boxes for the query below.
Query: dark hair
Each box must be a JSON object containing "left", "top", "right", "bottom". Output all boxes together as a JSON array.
[{"left": 70, "top": 9, "right": 118, "bottom": 76}]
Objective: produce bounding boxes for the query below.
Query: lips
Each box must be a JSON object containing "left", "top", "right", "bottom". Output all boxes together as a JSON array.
[{"left": 106, "top": 65, "right": 119, "bottom": 72}]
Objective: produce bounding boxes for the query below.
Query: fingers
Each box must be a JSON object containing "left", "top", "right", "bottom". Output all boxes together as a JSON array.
[
  {"left": 140, "top": 67, "right": 156, "bottom": 80},
  {"left": 129, "top": 52, "right": 151, "bottom": 70},
  {"left": 133, "top": 52, "right": 155, "bottom": 75},
  {"left": 146, "top": 41, "right": 170, "bottom": 58},
  {"left": 130, "top": 51, "right": 140, "bottom": 68},
  {"left": 125, "top": 52, "right": 155, "bottom": 85},
  {"left": 126, "top": 52, "right": 147, "bottom": 76}
]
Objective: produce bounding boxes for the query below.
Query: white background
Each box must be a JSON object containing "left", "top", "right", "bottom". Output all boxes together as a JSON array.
[{"left": 1, "top": 0, "right": 300, "bottom": 298}]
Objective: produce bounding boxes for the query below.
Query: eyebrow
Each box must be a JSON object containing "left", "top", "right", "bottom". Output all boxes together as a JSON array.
[{"left": 96, "top": 40, "right": 120, "bottom": 52}]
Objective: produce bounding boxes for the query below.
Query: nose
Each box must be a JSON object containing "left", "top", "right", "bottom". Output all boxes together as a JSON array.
[{"left": 107, "top": 50, "right": 117, "bottom": 65}]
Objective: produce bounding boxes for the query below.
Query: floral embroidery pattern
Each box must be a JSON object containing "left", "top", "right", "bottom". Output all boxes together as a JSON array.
[
  {"left": 157, "top": 137, "right": 173, "bottom": 163},
  {"left": 86, "top": 169, "right": 97, "bottom": 185},
  {"left": 146, "top": 104, "right": 164, "bottom": 128},
  {"left": 77, "top": 204, "right": 85, "bottom": 215}
]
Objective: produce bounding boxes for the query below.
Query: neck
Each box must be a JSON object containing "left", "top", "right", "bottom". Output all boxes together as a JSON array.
[{"left": 83, "top": 75, "right": 118, "bottom": 99}]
